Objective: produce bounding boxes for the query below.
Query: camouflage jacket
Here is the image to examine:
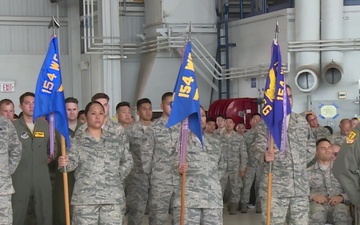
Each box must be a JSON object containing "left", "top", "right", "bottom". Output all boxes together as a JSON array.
[
  {"left": 308, "top": 161, "right": 349, "bottom": 204},
  {"left": 312, "top": 126, "right": 331, "bottom": 141},
  {"left": 220, "top": 131, "right": 248, "bottom": 171},
  {"left": 214, "top": 127, "right": 225, "bottom": 135},
  {"left": 328, "top": 131, "right": 347, "bottom": 146},
  {"left": 253, "top": 112, "right": 316, "bottom": 198},
  {"left": 64, "top": 129, "right": 133, "bottom": 205},
  {"left": 0, "top": 116, "right": 22, "bottom": 195},
  {"left": 174, "top": 133, "right": 226, "bottom": 208},
  {"left": 76, "top": 118, "right": 126, "bottom": 141},
  {"left": 243, "top": 129, "right": 256, "bottom": 167},
  {"left": 126, "top": 121, "right": 151, "bottom": 176},
  {"left": 141, "top": 116, "right": 180, "bottom": 186}
]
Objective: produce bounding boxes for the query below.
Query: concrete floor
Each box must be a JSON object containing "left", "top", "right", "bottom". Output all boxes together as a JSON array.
[{"left": 123, "top": 209, "right": 262, "bottom": 225}]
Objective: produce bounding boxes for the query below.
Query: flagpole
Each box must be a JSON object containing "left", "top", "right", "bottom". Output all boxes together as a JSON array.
[
  {"left": 61, "top": 135, "right": 71, "bottom": 225},
  {"left": 180, "top": 119, "right": 189, "bottom": 225},
  {"left": 265, "top": 21, "right": 280, "bottom": 225},
  {"left": 48, "top": 17, "right": 70, "bottom": 225},
  {"left": 266, "top": 135, "right": 274, "bottom": 225},
  {"left": 179, "top": 21, "right": 193, "bottom": 225}
]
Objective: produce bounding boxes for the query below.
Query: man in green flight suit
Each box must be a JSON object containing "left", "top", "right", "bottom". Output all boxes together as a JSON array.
[
  {"left": 53, "top": 97, "right": 83, "bottom": 225},
  {"left": 12, "top": 92, "right": 52, "bottom": 225},
  {"left": 333, "top": 124, "right": 360, "bottom": 225}
]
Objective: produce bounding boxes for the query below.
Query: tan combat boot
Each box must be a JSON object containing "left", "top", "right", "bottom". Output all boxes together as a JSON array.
[
  {"left": 255, "top": 202, "right": 262, "bottom": 213},
  {"left": 229, "top": 203, "right": 237, "bottom": 215},
  {"left": 240, "top": 203, "right": 248, "bottom": 213}
]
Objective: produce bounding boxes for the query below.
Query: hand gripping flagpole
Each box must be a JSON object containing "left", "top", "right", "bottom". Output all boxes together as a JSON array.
[
  {"left": 266, "top": 21, "right": 280, "bottom": 225},
  {"left": 179, "top": 21, "right": 193, "bottom": 225},
  {"left": 48, "top": 17, "right": 70, "bottom": 225}
]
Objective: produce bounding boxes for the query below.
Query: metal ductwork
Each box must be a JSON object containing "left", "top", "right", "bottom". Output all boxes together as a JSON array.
[
  {"left": 294, "top": 0, "right": 321, "bottom": 93},
  {"left": 295, "top": 66, "right": 320, "bottom": 93},
  {"left": 320, "top": 0, "right": 344, "bottom": 86},
  {"left": 134, "top": 0, "right": 217, "bottom": 109}
]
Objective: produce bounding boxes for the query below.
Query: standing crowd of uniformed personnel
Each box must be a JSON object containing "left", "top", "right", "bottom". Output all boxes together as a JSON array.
[{"left": 2, "top": 84, "right": 360, "bottom": 225}]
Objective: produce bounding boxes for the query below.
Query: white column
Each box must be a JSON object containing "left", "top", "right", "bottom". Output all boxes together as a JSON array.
[
  {"left": 321, "top": 0, "right": 343, "bottom": 82},
  {"left": 67, "top": 0, "right": 82, "bottom": 106},
  {"left": 294, "top": 0, "right": 321, "bottom": 92},
  {"left": 98, "top": 0, "right": 122, "bottom": 117}
]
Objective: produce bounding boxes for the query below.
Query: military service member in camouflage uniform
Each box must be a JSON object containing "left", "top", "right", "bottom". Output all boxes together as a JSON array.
[
  {"left": 58, "top": 101, "right": 133, "bottom": 225},
  {"left": 76, "top": 93, "right": 126, "bottom": 137},
  {"left": 253, "top": 85, "right": 316, "bottom": 225},
  {"left": 116, "top": 101, "right": 132, "bottom": 129},
  {"left": 0, "top": 99, "right": 16, "bottom": 121},
  {"left": 351, "top": 117, "right": 359, "bottom": 128},
  {"left": 308, "top": 138, "right": 352, "bottom": 225},
  {"left": 53, "top": 97, "right": 83, "bottom": 225},
  {"left": 126, "top": 98, "right": 153, "bottom": 225},
  {"left": 236, "top": 122, "right": 246, "bottom": 136},
  {"left": 0, "top": 115, "right": 22, "bottom": 225},
  {"left": 306, "top": 113, "right": 331, "bottom": 140},
  {"left": 328, "top": 119, "right": 351, "bottom": 146},
  {"left": 141, "top": 92, "right": 180, "bottom": 225},
  {"left": 305, "top": 113, "right": 332, "bottom": 167},
  {"left": 12, "top": 92, "right": 53, "bottom": 225},
  {"left": 174, "top": 106, "right": 226, "bottom": 225},
  {"left": 240, "top": 113, "right": 262, "bottom": 214},
  {"left": 220, "top": 117, "right": 248, "bottom": 215},
  {"left": 214, "top": 115, "right": 225, "bottom": 135},
  {"left": 204, "top": 118, "right": 216, "bottom": 136}
]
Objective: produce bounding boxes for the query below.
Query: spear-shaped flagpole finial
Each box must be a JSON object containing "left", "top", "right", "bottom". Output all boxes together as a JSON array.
[
  {"left": 48, "top": 16, "right": 60, "bottom": 36},
  {"left": 187, "top": 21, "right": 192, "bottom": 41},
  {"left": 274, "top": 20, "right": 279, "bottom": 43}
]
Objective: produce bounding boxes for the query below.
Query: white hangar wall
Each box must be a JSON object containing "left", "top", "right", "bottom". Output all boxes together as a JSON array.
[
  {"left": 229, "top": 5, "right": 360, "bottom": 129},
  {"left": 0, "top": 0, "right": 82, "bottom": 111},
  {"left": 80, "top": 0, "right": 217, "bottom": 115},
  {"left": 2, "top": 0, "right": 360, "bottom": 126}
]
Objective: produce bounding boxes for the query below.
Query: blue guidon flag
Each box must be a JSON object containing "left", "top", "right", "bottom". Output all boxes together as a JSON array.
[
  {"left": 33, "top": 36, "right": 70, "bottom": 149},
  {"left": 261, "top": 39, "right": 291, "bottom": 151},
  {"left": 166, "top": 40, "right": 203, "bottom": 145}
]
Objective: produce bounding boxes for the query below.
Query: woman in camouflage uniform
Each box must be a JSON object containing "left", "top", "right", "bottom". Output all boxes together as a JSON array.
[{"left": 58, "top": 101, "right": 133, "bottom": 225}]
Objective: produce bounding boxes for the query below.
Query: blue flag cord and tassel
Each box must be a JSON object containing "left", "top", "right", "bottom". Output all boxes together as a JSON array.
[{"left": 33, "top": 36, "right": 70, "bottom": 156}]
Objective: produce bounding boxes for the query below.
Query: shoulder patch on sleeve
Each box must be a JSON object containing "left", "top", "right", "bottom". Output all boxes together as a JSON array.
[{"left": 346, "top": 130, "right": 357, "bottom": 144}]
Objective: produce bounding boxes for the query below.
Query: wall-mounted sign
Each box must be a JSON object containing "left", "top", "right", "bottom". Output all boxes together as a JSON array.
[
  {"left": 251, "top": 77, "right": 256, "bottom": 88},
  {"left": 319, "top": 103, "right": 339, "bottom": 119},
  {"left": 0, "top": 81, "right": 15, "bottom": 93}
]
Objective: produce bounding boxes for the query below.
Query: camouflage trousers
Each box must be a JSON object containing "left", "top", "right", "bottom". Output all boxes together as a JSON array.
[
  {"left": 126, "top": 172, "right": 149, "bottom": 225},
  {"left": 240, "top": 166, "right": 261, "bottom": 204},
  {"left": 260, "top": 196, "right": 308, "bottom": 225},
  {"left": 173, "top": 208, "right": 223, "bottom": 225},
  {"left": 72, "top": 204, "right": 124, "bottom": 225},
  {"left": 148, "top": 183, "right": 176, "bottom": 225},
  {"left": 0, "top": 195, "right": 12, "bottom": 225},
  {"left": 309, "top": 202, "right": 352, "bottom": 225},
  {"left": 221, "top": 171, "right": 242, "bottom": 204}
]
